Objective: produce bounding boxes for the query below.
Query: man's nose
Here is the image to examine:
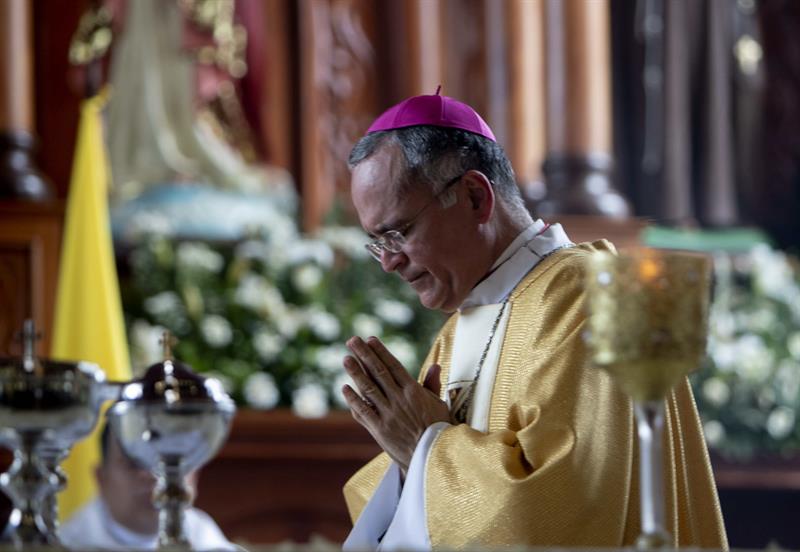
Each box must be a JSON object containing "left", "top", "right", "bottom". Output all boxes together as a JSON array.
[{"left": 380, "top": 248, "right": 405, "bottom": 273}]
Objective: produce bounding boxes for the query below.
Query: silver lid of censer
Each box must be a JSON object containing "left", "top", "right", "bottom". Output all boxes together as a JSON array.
[{"left": 0, "top": 320, "right": 119, "bottom": 546}]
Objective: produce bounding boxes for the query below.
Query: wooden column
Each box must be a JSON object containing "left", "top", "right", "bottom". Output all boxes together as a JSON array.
[
  {"left": 258, "top": 0, "right": 294, "bottom": 172},
  {"left": 536, "top": 0, "right": 629, "bottom": 217},
  {"left": 504, "top": 0, "right": 547, "bottom": 186},
  {"left": 384, "top": 0, "right": 444, "bottom": 101},
  {"left": 0, "top": 0, "right": 51, "bottom": 199}
]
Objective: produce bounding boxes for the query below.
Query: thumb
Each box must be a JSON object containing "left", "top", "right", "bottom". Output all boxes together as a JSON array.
[{"left": 423, "top": 364, "right": 443, "bottom": 397}]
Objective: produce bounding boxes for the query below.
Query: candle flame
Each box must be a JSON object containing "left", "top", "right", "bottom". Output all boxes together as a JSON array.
[{"left": 638, "top": 257, "right": 661, "bottom": 282}]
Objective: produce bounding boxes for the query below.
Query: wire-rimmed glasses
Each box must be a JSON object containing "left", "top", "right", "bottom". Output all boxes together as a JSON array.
[{"left": 364, "top": 173, "right": 464, "bottom": 261}]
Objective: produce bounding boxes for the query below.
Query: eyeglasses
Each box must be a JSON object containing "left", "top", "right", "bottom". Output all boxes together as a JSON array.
[{"left": 365, "top": 173, "right": 464, "bottom": 262}]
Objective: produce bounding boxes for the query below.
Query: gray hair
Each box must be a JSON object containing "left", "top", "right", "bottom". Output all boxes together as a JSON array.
[{"left": 348, "top": 126, "right": 529, "bottom": 215}]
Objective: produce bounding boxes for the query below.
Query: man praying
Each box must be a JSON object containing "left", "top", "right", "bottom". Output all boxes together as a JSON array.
[{"left": 339, "top": 92, "right": 728, "bottom": 550}]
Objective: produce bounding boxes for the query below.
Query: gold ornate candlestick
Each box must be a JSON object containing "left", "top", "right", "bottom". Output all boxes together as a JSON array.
[{"left": 586, "top": 248, "right": 711, "bottom": 549}]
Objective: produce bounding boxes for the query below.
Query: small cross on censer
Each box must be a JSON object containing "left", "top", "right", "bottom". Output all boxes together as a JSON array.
[
  {"left": 16, "top": 319, "right": 43, "bottom": 375},
  {"left": 159, "top": 330, "right": 178, "bottom": 361}
]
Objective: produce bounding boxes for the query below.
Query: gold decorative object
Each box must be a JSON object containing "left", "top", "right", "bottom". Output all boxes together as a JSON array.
[
  {"left": 179, "top": 0, "right": 248, "bottom": 78},
  {"left": 586, "top": 248, "right": 711, "bottom": 549},
  {"left": 68, "top": 4, "right": 113, "bottom": 66}
]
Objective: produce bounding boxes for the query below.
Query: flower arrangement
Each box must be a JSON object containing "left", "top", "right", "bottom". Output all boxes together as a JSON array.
[
  {"left": 120, "top": 222, "right": 443, "bottom": 418},
  {"left": 691, "top": 244, "right": 800, "bottom": 460}
]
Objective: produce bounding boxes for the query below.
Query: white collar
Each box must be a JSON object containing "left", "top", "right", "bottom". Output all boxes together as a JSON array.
[
  {"left": 98, "top": 499, "right": 158, "bottom": 549},
  {"left": 459, "top": 220, "right": 573, "bottom": 309}
]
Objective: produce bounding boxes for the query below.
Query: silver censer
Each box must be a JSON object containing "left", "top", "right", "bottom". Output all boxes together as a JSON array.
[
  {"left": 0, "top": 320, "right": 119, "bottom": 547},
  {"left": 107, "top": 344, "right": 235, "bottom": 550}
]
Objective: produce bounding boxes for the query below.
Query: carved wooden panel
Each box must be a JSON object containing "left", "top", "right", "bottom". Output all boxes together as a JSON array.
[
  {"left": 32, "top": 0, "right": 83, "bottom": 199},
  {"left": 0, "top": 242, "right": 32, "bottom": 354},
  {"left": 195, "top": 409, "right": 380, "bottom": 545},
  {"left": 298, "top": 0, "right": 380, "bottom": 231},
  {"left": 0, "top": 200, "right": 63, "bottom": 355}
]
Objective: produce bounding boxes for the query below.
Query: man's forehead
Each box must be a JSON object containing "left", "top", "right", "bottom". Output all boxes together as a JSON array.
[
  {"left": 351, "top": 146, "right": 411, "bottom": 231},
  {"left": 352, "top": 144, "right": 406, "bottom": 193}
]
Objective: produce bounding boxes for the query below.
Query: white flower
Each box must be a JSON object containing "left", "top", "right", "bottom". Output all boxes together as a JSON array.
[
  {"left": 266, "top": 214, "right": 299, "bottom": 247},
  {"left": 352, "top": 313, "right": 383, "bottom": 338},
  {"left": 776, "top": 359, "right": 800, "bottom": 404},
  {"left": 747, "top": 306, "right": 778, "bottom": 333},
  {"left": 332, "top": 371, "right": 356, "bottom": 408},
  {"left": 703, "top": 420, "right": 726, "bottom": 448},
  {"left": 243, "top": 372, "right": 280, "bottom": 409},
  {"left": 735, "top": 334, "right": 773, "bottom": 384},
  {"left": 788, "top": 332, "right": 800, "bottom": 361},
  {"left": 176, "top": 242, "right": 224, "bottom": 273},
  {"left": 750, "top": 244, "right": 797, "bottom": 302},
  {"left": 287, "top": 239, "right": 334, "bottom": 268},
  {"left": 235, "top": 239, "right": 290, "bottom": 271},
  {"left": 710, "top": 309, "right": 736, "bottom": 339},
  {"left": 292, "top": 383, "right": 329, "bottom": 418},
  {"left": 292, "top": 264, "right": 324, "bottom": 293},
  {"left": 709, "top": 339, "right": 737, "bottom": 372},
  {"left": 144, "top": 291, "right": 182, "bottom": 317},
  {"left": 253, "top": 329, "right": 285, "bottom": 362},
  {"left": 307, "top": 308, "right": 340, "bottom": 341},
  {"left": 766, "top": 406, "right": 796, "bottom": 440},
  {"left": 200, "top": 315, "right": 233, "bottom": 348},
  {"left": 374, "top": 299, "right": 414, "bottom": 326},
  {"left": 234, "top": 273, "right": 267, "bottom": 306},
  {"left": 319, "top": 226, "right": 371, "bottom": 259},
  {"left": 702, "top": 377, "right": 730, "bottom": 408},
  {"left": 384, "top": 337, "right": 417, "bottom": 370},
  {"left": 235, "top": 239, "right": 271, "bottom": 262},
  {"left": 235, "top": 274, "right": 288, "bottom": 319},
  {"left": 315, "top": 344, "right": 349, "bottom": 374},
  {"left": 274, "top": 308, "right": 305, "bottom": 339},
  {"left": 126, "top": 211, "right": 173, "bottom": 239}
]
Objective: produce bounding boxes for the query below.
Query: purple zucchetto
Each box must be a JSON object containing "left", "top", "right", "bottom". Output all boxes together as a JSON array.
[{"left": 367, "top": 87, "right": 496, "bottom": 142}]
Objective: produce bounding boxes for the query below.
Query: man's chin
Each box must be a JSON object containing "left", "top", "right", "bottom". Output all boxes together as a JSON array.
[{"left": 417, "top": 290, "right": 455, "bottom": 313}]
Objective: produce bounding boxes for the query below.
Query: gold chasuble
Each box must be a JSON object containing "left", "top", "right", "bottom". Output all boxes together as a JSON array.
[{"left": 343, "top": 241, "right": 727, "bottom": 549}]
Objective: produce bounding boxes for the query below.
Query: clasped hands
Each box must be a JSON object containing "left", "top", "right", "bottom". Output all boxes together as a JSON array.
[{"left": 342, "top": 336, "right": 452, "bottom": 475}]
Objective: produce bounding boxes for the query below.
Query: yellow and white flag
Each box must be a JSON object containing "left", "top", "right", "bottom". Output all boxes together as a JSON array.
[{"left": 51, "top": 93, "right": 131, "bottom": 521}]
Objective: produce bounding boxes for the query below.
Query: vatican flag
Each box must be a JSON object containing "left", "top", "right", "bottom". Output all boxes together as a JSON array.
[{"left": 51, "top": 93, "right": 132, "bottom": 521}]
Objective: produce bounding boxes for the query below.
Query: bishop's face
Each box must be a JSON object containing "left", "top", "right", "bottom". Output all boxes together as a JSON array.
[{"left": 351, "top": 145, "right": 489, "bottom": 313}]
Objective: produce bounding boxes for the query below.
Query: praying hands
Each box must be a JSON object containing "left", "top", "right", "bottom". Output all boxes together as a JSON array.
[{"left": 341, "top": 336, "right": 452, "bottom": 474}]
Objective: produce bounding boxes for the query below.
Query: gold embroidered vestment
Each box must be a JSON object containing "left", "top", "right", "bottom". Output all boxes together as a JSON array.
[{"left": 343, "top": 241, "right": 727, "bottom": 549}]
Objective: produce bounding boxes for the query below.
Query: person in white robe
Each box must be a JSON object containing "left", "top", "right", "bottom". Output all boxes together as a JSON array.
[{"left": 60, "top": 425, "right": 235, "bottom": 551}]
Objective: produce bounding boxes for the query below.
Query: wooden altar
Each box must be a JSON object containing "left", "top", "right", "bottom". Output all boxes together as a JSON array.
[{"left": 194, "top": 409, "right": 380, "bottom": 545}]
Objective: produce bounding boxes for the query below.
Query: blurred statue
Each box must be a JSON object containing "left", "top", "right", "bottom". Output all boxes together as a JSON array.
[{"left": 70, "top": 0, "right": 297, "bottom": 242}]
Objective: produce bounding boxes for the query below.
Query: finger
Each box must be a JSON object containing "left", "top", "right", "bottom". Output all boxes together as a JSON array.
[
  {"left": 347, "top": 336, "right": 403, "bottom": 393},
  {"left": 422, "top": 364, "right": 443, "bottom": 397},
  {"left": 342, "top": 384, "right": 379, "bottom": 422},
  {"left": 343, "top": 355, "right": 389, "bottom": 409},
  {"left": 364, "top": 336, "right": 416, "bottom": 387}
]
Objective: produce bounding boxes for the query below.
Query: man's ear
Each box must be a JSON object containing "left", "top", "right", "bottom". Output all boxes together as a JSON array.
[{"left": 464, "top": 171, "right": 494, "bottom": 223}]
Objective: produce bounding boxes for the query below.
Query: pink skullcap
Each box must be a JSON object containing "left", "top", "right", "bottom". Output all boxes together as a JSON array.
[{"left": 367, "top": 87, "right": 496, "bottom": 142}]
